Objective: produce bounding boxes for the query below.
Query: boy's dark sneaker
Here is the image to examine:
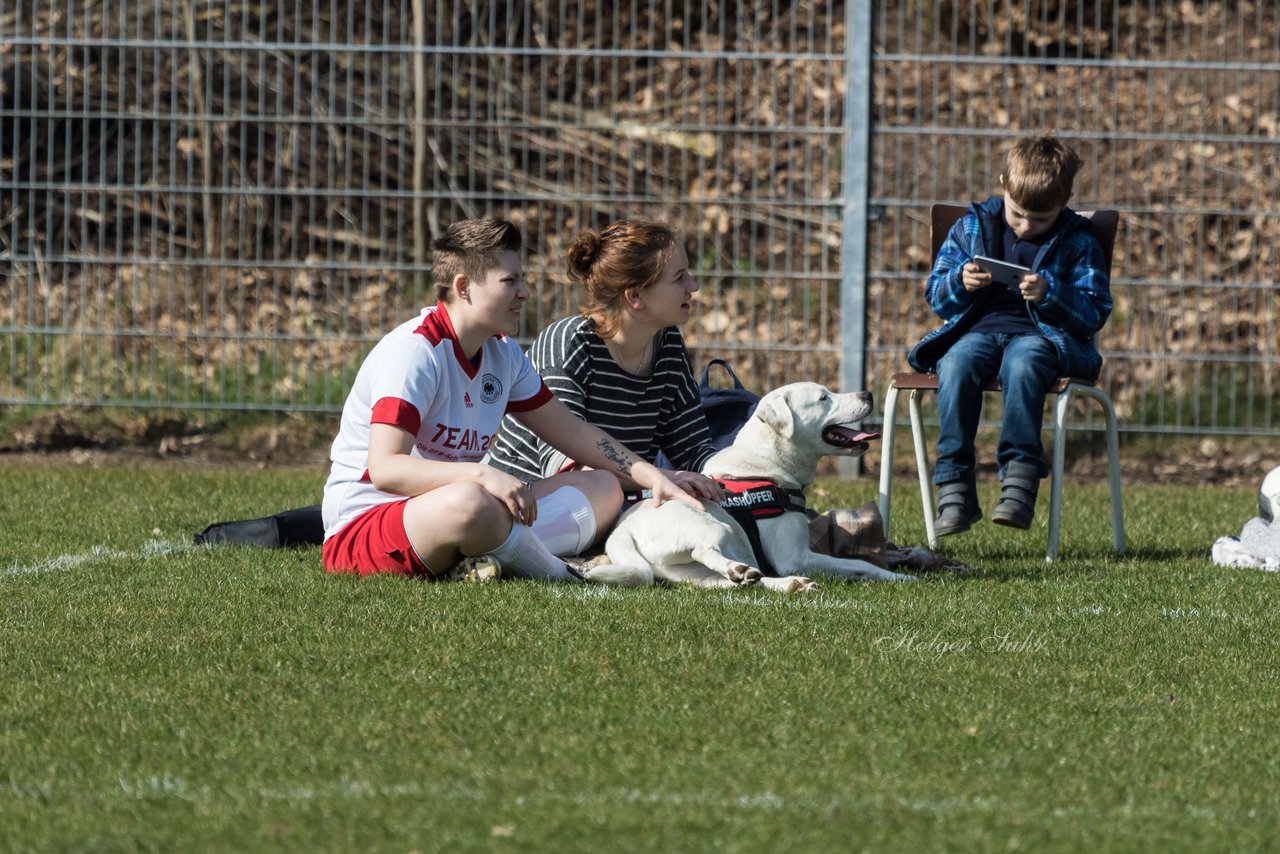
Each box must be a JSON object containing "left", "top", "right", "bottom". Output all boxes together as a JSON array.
[
  {"left": 992, "top": 462, "right": 1041, "bottom": 530},
  {"left": 934, "top": 474, "right": 982, "bottom": 536}
]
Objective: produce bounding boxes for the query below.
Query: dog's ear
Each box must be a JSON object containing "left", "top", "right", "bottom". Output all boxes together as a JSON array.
[{"left": 754, "top": 394, "right": 795, "bottom": 438}]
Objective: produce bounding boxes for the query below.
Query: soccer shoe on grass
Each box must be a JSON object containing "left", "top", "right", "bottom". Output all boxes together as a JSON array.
[{"left": 440, "top": 555, "right": 502, "bottom": 583}]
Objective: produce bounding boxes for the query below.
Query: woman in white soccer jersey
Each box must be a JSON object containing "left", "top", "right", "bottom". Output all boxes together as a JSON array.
[{"left": 321, "top": 217, "right": 707, "bottom": 580}]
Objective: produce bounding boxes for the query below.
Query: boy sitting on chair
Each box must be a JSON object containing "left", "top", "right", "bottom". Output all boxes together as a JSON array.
[{"left": 907, "top": 132, "right": 1113, "bottom": 536}]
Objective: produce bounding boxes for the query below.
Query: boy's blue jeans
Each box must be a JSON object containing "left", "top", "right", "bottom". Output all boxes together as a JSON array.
[{"left": 933, "top": 331, "right": 1059, "bottom": 485}]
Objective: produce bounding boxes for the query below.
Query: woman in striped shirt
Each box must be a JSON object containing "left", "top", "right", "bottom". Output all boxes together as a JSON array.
[{"left": 486, "top": 221, "right": 721, "bottom": 499}]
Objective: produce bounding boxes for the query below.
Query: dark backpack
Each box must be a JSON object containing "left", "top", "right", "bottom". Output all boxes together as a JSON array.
[
  {"left": 696, "top": 358, "right": 761, "bottom": 451},
  {"left": 194, "top": 504, "right": 325, "bottom": 548},
  {"left": 656, "top": 358, "right": 760, "bottom": 469}
]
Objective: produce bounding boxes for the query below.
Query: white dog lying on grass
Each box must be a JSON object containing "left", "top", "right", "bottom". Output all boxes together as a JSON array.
[{"left": 585, "top": 382, "right": 917, "bottom": 591}]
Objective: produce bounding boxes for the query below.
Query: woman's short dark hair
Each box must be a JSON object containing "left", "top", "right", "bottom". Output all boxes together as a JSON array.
[{"left": 431, "top": 217, "right": 522, "bottom": 302}]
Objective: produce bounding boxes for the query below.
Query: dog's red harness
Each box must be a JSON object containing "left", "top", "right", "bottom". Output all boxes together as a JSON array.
[
  {"left": 716, "top": 478, "right": 807, "bottom": 575},
  {"left": 716, "top": 478, "right": 806, "bottom": 517}
]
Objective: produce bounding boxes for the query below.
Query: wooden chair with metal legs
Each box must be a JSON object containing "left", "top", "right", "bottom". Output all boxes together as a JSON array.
[{"left": 875, "top": 204, "right": 1125, "bottom": 562}]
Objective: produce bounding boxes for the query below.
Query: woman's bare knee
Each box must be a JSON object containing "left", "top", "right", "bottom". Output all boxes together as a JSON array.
[{"left": 403, "top": 483, "right": 512, "bottom": 563}]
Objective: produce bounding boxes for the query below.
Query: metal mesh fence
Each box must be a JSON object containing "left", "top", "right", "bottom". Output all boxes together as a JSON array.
[
  {"left": 2, "top": 1, "right": 1277, "bottom": 441},
  {"left": 869, "top": 0, "right": 1280, "bottom": 439},
  {"left": 0, "top": 1, "right": 854, "bottom": 416}
]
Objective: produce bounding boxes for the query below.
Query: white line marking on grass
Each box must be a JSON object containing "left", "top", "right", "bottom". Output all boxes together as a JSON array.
[
  {"left": 1024, "top": 605, "right": 1125, "bottom": 619},
  {"left": 1158, "top": 606, "right": 1236, "bottom": 620},
  {"left": 1075, "top": 605, "right": 1121, "bottom": 617},
  {"left": 708, "top": 590, "right": 877, "bottom": 611},
  {"left": 545, "top": 581, "right": 1269, "bottom": 624},
  {"left": 116, "top": 773, "right": 211, "bottom": 803},
  {"left": 25, "top": 773, "right": 1226, "bottom": 825},
  {"left": 544, "top": 584, "right": 630, "bottom": 601},
  {"left": 2, "top": 545, "right": 125, "bottom": 577},
  {"left": 108, "top": 775, "right": 461, "bottom": 805},
  {"left": 1029, "top": 604, "right": 1268, "bottom": 623},
  {"left": 252, "top": 779, "right": 446, "bottom": 802},
  {"left": 542, "top": 583, "right": 881, "bottom": 610},
  {"left": 2, "top": 539, "right": 193, "bottom": 577}
]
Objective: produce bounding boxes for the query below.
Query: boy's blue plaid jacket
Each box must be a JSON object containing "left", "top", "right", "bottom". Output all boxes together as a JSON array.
[{"left": 907, "top": 195, "right": 1113, "bottom": 382}]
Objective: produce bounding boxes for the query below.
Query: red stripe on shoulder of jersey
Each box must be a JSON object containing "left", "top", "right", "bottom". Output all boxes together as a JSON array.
[
  {"left": 371, "top": 396, "right": 422, "bottom": 435},
  {"left": 414, "top": 301, "right": 479, "bottom": 378},
  {"left": 505, "top": 380, "right": 554, "bottom": 413}
]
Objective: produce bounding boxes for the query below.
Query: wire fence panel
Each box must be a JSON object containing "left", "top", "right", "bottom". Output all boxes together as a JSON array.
[
  {"left": 868, "top": 0, "right": 1280, "bottom": 439},
  {"left": 1, "top": 1, "right": 1277, "bottom": 442},
  {"left": 1, "top": 1, "right": 852, "bottom": 415}
]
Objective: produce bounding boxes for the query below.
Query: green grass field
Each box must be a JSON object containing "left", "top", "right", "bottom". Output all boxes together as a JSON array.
[{"left": 2, "top": 458, "right": 1278, "bottom": 852}]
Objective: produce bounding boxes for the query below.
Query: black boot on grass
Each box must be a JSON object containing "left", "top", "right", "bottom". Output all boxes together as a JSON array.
[
  {"left": 992, "top": 462, "right": 1041, "bottom": 530},
  {"left": 933, "top": 472, "right": 982, "bottom": 537}
]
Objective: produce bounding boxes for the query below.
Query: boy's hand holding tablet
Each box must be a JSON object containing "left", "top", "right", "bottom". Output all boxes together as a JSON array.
[
  {"left": 962, "top": 255, "right": 1047, "bottom": 303},
  {"left": 973, "top": 255, "right": 1032, "bottom": 289}
]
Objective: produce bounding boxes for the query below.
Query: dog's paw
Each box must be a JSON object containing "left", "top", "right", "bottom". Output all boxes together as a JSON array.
[
  {"left": 726, "top": 562, "right": 762, "bottom": 585},
  {"left": 759, "top": 576, "right": 818, "bottom": 593}
]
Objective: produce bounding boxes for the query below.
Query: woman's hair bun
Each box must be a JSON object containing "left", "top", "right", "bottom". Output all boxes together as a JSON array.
[{"left": 567, "top": 231, "right": 602, "bottom": 279}]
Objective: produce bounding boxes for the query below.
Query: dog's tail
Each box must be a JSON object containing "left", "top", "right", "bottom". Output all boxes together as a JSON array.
[{"left": 582, "top": 563, "right": 655, "bottom": 588}]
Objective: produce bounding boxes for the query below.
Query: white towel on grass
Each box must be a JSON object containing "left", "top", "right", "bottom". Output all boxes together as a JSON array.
[{"left": 1212, "top": 517, "right": 1280, "bottom": 572}]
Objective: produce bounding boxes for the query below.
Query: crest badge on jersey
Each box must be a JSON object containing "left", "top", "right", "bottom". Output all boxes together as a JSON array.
[{"left": 479, "top": 373, "right": 503, "bottom": 404}]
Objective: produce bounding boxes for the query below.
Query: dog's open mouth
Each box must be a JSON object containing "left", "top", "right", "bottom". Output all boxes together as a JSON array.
[{"left": 822, "top": 425, "right": 880, "bottom": 454}]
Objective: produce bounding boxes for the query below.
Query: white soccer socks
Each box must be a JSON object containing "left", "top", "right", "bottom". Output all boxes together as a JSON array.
[
  {"left": 486, "top": 522, "right": 571, "bottom": 581},
  {"left": 529, "top": 486, "right": 598, "bottom": 556},
  {"left": 484, "top": 487, "right": 598, "bottom": 582}
]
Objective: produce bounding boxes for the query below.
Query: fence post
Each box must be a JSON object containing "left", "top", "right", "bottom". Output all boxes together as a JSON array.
[
  {"left": 411, "top": 0, "right": 428, "bottom": 298},
  {"left": 840, "top": 0, "right": 873, "bottom": 474}
]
